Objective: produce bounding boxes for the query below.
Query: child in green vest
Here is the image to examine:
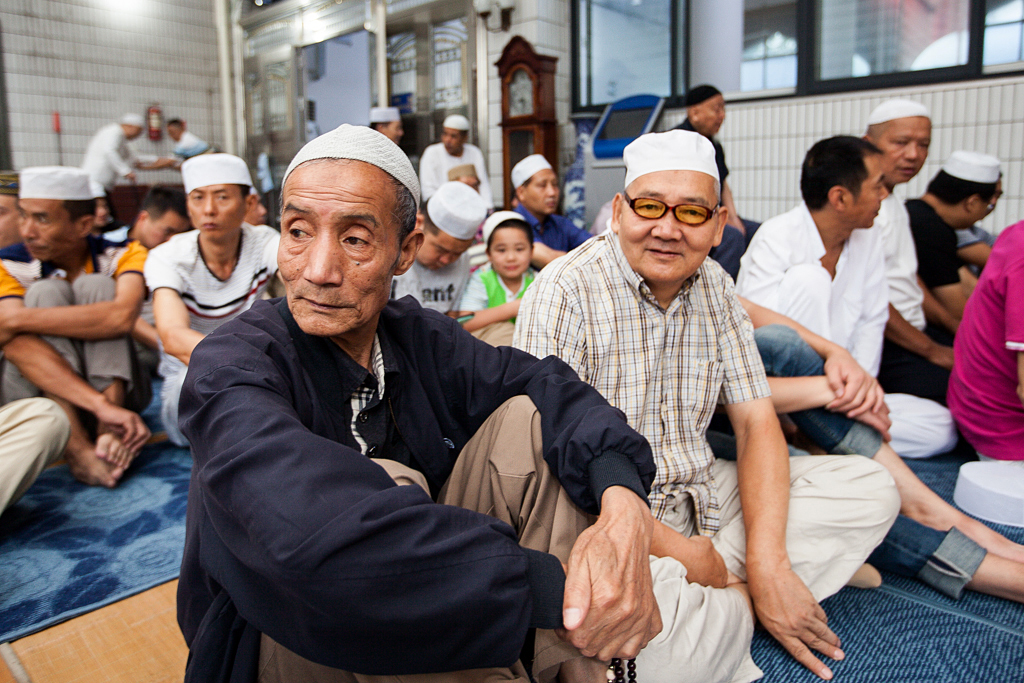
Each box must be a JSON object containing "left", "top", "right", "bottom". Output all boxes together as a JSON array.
[{"left": 458, "top": 211, "right": 536, "bottom": 345}]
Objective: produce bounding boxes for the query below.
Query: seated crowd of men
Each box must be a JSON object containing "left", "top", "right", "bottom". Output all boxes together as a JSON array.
[{"left": 0, "top": 95, "right": 1020, "bottom": 683}]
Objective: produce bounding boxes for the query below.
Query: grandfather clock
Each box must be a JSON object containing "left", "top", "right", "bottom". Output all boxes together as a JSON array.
[{"left": 496, "top": 36, "right": 557, "bottom": 208}]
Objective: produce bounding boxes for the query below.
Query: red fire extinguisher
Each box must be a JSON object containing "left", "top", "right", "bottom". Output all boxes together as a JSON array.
[{"left": 147, "top": 104, "right": 163, "bottom": 141}]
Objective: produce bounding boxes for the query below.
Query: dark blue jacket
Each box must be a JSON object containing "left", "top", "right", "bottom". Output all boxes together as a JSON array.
[
  {"left": 514, "top": 204, "right": 592, "bottom": 253},
  {"left": 177, "top": 297, "right": 655, "bottom": 678}
]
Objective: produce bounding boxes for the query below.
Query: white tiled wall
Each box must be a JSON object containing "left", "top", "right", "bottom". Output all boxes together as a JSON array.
[
  {"left": 1, "top": 0, "right": 221, "bottom": 185},
  {"left": 660, "top": 75, "right": 1024, "bottom": 235},
  {"left": 485, "top": 0, "right": 574, "bottom": 208}
]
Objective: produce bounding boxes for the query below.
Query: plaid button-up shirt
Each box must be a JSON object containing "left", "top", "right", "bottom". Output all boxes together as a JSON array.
[{"left": 515, "top": 233, "right": 770, "bottom": 534}]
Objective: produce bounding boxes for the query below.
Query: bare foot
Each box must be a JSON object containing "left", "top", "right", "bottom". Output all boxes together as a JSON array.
[
  {"left": 65, "top": 434, "right": 127, "bottom": 488},
  {"left": 95, "top": 432, "right": 137, "bottom": 469}
]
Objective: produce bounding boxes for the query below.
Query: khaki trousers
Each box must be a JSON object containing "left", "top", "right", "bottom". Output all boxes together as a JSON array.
[
  {"left": 0, "top": 398, "right": 71, "bottom": 511},
  {"left": 258, "top": 396, "right": 594, "bottom": 683},
  {"left": 636, "top": 455, "right": 901, "bottom": 683},
  {"left": 470, "top": 322, "right": 516, "bottom": 348}
]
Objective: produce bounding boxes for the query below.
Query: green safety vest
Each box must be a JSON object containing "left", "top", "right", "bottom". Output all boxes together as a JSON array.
[{"left": 481, "top": 267, "right": 534, "bottom": 322}]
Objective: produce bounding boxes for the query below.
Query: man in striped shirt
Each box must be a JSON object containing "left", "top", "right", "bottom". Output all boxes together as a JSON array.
[
  {"left": 516, "top": 130, "right": 900, "bottom": 683},
  {"left": 146, "top": 154, "right": 279, "bottom": 446}
]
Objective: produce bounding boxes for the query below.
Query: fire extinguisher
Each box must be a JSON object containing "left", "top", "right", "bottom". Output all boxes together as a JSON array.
[{"left": 147, "top": 104, "right": 163, "bottom": 141}]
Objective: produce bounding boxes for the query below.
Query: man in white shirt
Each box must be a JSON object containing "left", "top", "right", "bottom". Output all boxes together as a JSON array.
[
  {"left": 167, "top": 119, "right": 212, "bottom": 161},
  {"left": 81, "top": 113, "right": 174, "bottom": 192},
  {"left": 418, "top": 115, "right": 494, "bottom": 208},
  {"left": 391, "top": 180, "right": 486, "bottom": 314},
  {"left": 145, "top": 154, "right": 279, "bottom": 446},
  {"left": 368, "top": 106, "right": 404, "bottom": 145},
  {"left": 738, "top": 135, "right": 957, "bottom": 458}
]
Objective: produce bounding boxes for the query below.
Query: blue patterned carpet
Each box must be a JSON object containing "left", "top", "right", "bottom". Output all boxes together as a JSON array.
[{"left": 752, "top": 454, "right": 1024, "bottom": 682}]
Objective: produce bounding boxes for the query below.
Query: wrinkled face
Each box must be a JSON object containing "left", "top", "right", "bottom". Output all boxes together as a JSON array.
[
  {"left": 516, "top": 168, "right": 559, "bottom": 219},
  {"left": 134, "top": 209, "right": 191, "bottom": 249},
  {"left": 0, "top": 194, "right": 23, "bottom": 248},
  {"left": 187, "top": 184, "right": 248, "bottom": 237},
  {"left": 379, "top": 120, "right": 404, "bottom": 145},
  {"left": 487, "top": 225, "right": 532, "bottom": 282},
  {"left": 416, "top": 224, "right": 474, "bottom": 270},
  {"left": 93, "top": 197, "right": 111, "bottom": 229},
  {"left": 848, "top": 153, "right": 887, "bottom": 230},
  {"left": 868, "top": 116, "right": 931, "bottom": 189},
  {"left": 687, "top": 95, "right": 726, "bottom": 137},
  {"left": 18, "top": 198, "right": 91, "bottom": 264},
  {"left": 612, "top": 170, "right": 724, "bottom": 303},
  {"left": 441, "top": 127, "right": 467, "bottom": 156},
  {"left": 279, "top": 160, "right": 419, "bottom": 342},
  {"left": 167, "top": 124, "right": 184, "bottom": 142}
]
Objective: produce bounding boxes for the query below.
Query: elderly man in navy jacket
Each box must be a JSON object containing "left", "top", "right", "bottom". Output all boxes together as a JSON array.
[{"left": 176, "top": 124, "right": 661, "bottom": 683}]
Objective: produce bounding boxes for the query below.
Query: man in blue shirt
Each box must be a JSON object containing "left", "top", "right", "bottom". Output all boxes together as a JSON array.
[{"left": 512, "top": 154, "right": 592, "bottom": 268}]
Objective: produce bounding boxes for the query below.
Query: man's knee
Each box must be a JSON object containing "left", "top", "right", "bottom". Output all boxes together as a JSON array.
[
  {"left": 72, "top": 273, "right": 116, "bottom": 303},
  {"left": 811, "top": 455, "right": 901, "bottom": 529},
  {"left": 754, "top": 324, "right": 822, "bottom": 378},
  {"left": 24, "top": 278, "right": 73, "bottom": 308}
]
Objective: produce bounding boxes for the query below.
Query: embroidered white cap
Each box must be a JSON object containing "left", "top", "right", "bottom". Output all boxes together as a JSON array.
[
  {"left": 19, "top": 166, "right": 94, "bottom": 201},
  {"left": 181, "top": 153, "right": 254, "bottom": 194},
  {"left": 623, "top": 130, "right": 719, "bottom": 189},
  {"left": 954, "top": 461, "right": 1024, "bottom": 528},
  {"left": 866, "top": 99, "right": 930, "bottom": 127},
  {"left": 942, "top": 151, "right": 1001, "bottom": 184},
  {"left": 370, "top": 107, "right": 401, "bottom": 123},
  {"left": 283, "top": 124, "right": 420, "bottom": 207},
  {"left": 427, "top": 181, "right": 487, "bottom": 240},
  {"left": 120, "top": 112, "right": 145, "bottom": 127},
  {"left": 511, "top": 154, "right": 553, "bottom": 188},
  {"left": 442, "top": 114, "right": 471, "bottom": 131},
  {"left": 482, "top": 210, "right": 530, "bottom": 245}
]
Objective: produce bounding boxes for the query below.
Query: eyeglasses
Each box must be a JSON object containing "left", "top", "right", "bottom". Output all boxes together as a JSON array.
[{"left": 624, "top": 192, "right": 719, "bottom": 226}]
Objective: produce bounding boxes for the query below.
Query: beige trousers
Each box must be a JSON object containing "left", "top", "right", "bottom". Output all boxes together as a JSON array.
[
  {"left": 470, "top": 322, "right": 516, "bottom": 348},
  {"left": 636, "top": 455, "right": 900, "bottom": 683},
  {"left": 0, "top": 398, "right": 71, "bottom": 512},
  {"left": 257, "top": 396, "right": 594, "bottom": 683}
]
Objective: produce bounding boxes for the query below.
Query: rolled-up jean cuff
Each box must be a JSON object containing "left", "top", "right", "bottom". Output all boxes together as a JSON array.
[
  {"left": 833, "top": 421, "right": 884, "bottom": 458},
  {"left": 915, "top": 527, "right": 988, "bottom": 599}
]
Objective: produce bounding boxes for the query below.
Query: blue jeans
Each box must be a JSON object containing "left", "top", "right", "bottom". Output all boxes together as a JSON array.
[{"left": 748, "top": 325, "right": 986, "bottom": 598}]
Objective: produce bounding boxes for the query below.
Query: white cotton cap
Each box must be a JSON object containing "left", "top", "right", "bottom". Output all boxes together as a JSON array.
[
  {"left": 19, "top": 166, "right": 94, "bottom": 201},
  {"left": 482, "top": 210, "right": 530, "bottom": 245},
  {"left": 623, "top": 130, "right": 719, "bottom": 189},
  {"left": 283, "top": 123, "right": 420, "bottom": 207},
  {"left": 511, "top": 154, "right": 553, "bottom": 188},
  {"left": 181, "top": 153, "right": 254, "bottom": 194},
  {"left": 370, "top": 106, "right": 401, "bottom": 123},
  {"left": 120, "top": 112, "right": 145, "bottom": 127},
  {"left": 89, "top": 180, "right": 106, "bottom": 199},
  {"left": 942, "top": 151, "right": 1001, "bottom": 184},
  {"left": 866, "top": 99, "right": 930, "bottom": 127},
  {"left": 427, "top": 181, "right": 487, "bottom": 240},
  {"left": 954, "top": 462, "right": 1024, "bottom": 528},
  {"left": 442, "top": 114, "right": 471, "bottom": 131}
]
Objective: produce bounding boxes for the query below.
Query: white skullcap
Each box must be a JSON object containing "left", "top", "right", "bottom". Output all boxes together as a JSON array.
[
  {"left": 866, "top": 99, "right": 930, "bottom": 127},
  {"left": 19, "top": 167, "right": 93, "bottom": 201},
  {"left": 954, "top": 461, "right": 1024, "bottom": 528},
  {"left": 511, "top": 154, "right": 553, "bottom": 188},
  {"left": 283, "top": 123, "right": 420, "bottom": 207},
  {"left": 89, "top": 180, "right": 106, "bottom": 199},
  {"left": 181, "top": 153, "right": 253, "bottom": 194},
  {"left": 942, "top": 151, "right": 1001, "bottom": 184},
  {"left": 623, "top": 130, "right": 719, "bottom": 189},
  {"left": 120, "top": 113, "right": 145, "bottom": 127},
  {"left": 426, "top": 181, "right": 487, "bottom": 240},
  {"left": 249, "top": 186, "right": 259, "bottom": 196},
  {"left": 482, "top": 210, "right": 530, "bottom": 245},
  {"left": 442, "top": 115, "right": 470, "bottom": 131},
  {"left": 370, "top": 107, "right": 401, "bottom": 123}
]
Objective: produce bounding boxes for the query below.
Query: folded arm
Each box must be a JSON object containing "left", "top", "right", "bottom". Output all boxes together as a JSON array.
[{"left": 152, "top": 288, "right": 205, "bottom": 365}]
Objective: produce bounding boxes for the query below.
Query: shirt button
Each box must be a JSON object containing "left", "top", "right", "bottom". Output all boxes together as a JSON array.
[
  {"left": 366, "top": 445, "right": 378, "bottom": 457},
  {"left": 358, "top": 412, "right": 368, "bottom": 423}
]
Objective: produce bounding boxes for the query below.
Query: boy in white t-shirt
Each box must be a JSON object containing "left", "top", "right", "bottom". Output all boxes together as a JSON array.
[{"left": 144, "top": 154, "right": 279, "bottom": 446}]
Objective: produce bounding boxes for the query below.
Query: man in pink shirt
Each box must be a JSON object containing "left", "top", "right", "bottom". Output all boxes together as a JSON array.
[{"left": 948, "top": 220, "right": 1024, "bottom": 461}]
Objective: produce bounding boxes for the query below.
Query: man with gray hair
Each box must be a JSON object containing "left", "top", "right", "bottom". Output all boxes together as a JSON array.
[{"left": 176, "top": 124, "right": 662, "bottom": 682}]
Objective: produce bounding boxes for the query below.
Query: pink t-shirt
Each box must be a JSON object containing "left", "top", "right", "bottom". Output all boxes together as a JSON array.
[{"left": 948, "top": 220, "right": 1024, "bottom": 460}]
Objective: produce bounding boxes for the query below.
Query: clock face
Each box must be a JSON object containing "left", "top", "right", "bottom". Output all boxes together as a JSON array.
[{"left": 508, "top": 69, "right": 534, "bottom": 118}]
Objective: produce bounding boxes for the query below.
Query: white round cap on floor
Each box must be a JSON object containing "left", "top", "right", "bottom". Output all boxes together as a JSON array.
[{"left": 953, "top": 461, "right": 1024, "bottom": 528}]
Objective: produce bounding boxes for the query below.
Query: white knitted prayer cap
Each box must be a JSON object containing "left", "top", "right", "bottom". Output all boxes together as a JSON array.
[
  {"left": 442, "top": 115, "right": 471, "bottom": 131},
  {"left": 19, "top": 167, "right": 93, "bottom": 201},
  {"left": 370, "top": 107, "right": 401, "bottom": 123},
  {"left": 866, "top": 99, "right": 930, "bottom": 127},
  {"left": 283, "top": 124, "right": 420, "bottom": 207},
  {"left": 511, "top": 154, "right": 553, "bottom": 188},
  {"left": 120, "top": 113, "right": 145, "bottom": 127},
  {"left": 942, "top": 151, "right": 1001, "bottom": 184},
  {"left": 482, "top": 210, "right": 530, "bottom": 245},
  {"left": 623, "top": 130, "right": 719, "bottom": 189},
  {"left": 181, "top": 154, "right": 254, "bottom": 194},
  {"left": 427, "top": 181, "right": 487, "bottom": 240}
]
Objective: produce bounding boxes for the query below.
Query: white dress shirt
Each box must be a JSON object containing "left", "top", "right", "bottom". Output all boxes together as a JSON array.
[
  {"left": 81, "top": 123, "right": 136, "bottom": 191},
  {"left": 875, "top": 192, "right": 926, "bottom": 331},
  {"left": 418, "top": 142, "right": 494, "bottom": 209}
]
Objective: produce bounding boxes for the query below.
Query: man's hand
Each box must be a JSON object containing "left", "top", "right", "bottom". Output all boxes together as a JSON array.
[
  {"left": 851, "top": 401, "right": 892, "bottom": 442},
  {"left": 92, "top": 399, "right": 150, "bottom": 455},
  {"left": 651, "top": 521, "right": 728, "bottom": 588},
  {"left": 558, "top": 486, "right": 662, "bottom": 660},
  {"left": 821, "top": 346, "right": 885, "bottom": 419},
  {"left": 748, "top": 565, "right": 842, "bottom": 680}
]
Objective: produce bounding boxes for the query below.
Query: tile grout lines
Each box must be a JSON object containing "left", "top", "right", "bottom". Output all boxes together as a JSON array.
[{"left": 0, "top": 642, "right": 32, "bottom": 683}]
